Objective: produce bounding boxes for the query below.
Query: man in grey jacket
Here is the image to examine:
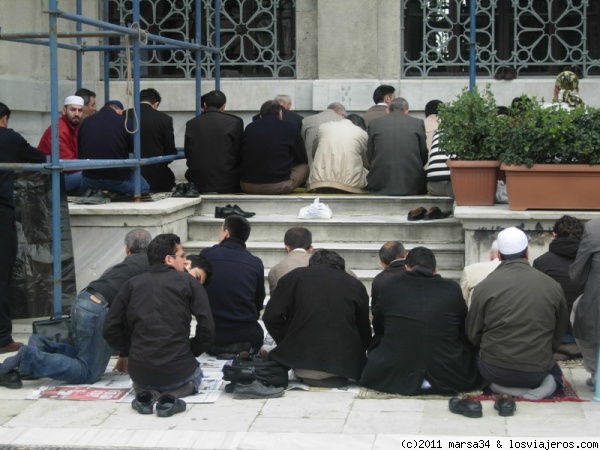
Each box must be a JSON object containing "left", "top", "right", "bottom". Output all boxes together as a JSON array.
[{"left": 467, "top": 227, "right": 569, "bottom": 399}]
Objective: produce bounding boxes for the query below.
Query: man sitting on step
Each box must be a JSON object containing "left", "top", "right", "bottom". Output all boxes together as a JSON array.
[{"left": 200, "top": 215, "right": 266, "bottom": 358}]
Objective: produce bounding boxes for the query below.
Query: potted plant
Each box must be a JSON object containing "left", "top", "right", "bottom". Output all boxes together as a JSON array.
[
  {"left": 499, "top": 101, "right": 600, "bottom": 210},
  {"left": 437, "top": 85, "right": 506, "bottom": 206}
]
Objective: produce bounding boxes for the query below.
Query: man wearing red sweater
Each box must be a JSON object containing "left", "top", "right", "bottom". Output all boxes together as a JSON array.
[{"left": 38, "top": 95, "right": 84, "bottom": 193}]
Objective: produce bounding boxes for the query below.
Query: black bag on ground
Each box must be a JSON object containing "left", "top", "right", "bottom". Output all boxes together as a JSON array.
[
  {"left": 32, "top": 315, "right": 75, "bottom": 346},
  {"left": 222, "top": 357, "right": 289, "bottom": 388}
]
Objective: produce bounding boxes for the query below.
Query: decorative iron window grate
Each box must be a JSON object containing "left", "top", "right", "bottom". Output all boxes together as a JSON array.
[
  {"left": 107, "top": 0, "right": 296, "bottom": 79},
  {"left": 402, "top": 0, "right": 600, "bottom": 78}
]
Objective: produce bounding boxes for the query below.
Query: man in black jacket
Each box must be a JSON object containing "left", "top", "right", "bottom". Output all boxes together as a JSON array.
[
  {"left": 0, "top": 229, "right": 151, "bottom": 388},
  {"left": 240, "top": 101, "right": 308, "bottom": 194},
  {"left": 0, "top": 103, "right": 46, "bottom": 355},
  {"left": 360, "top": 247, "right": 481, "bottom": 395},
  {"left": 104, "top": 234, "right": 214, "bottom": 400},
  {"left": 264, "top": 249, "right": 371, "bottom": 388},
  {"left": 134, "top": 88, "right": 177, "bottom": 192},
  {"left": 184, "top": 90, "right": 244, "bottom": 195}
]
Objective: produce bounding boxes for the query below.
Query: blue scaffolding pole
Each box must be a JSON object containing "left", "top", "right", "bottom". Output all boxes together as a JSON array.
[{"left": 0, "top": 0, "right": 221, "bottom": 317}]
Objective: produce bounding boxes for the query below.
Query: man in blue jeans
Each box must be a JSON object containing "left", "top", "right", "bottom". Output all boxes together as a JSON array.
[{"left": 0, "top": 229, "right": 151, "bottom": 389}]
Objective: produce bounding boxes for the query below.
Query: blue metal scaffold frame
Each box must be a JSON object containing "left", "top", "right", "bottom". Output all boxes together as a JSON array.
[{"left": 0, "top": 0, "right": 221, "bottom": 318}]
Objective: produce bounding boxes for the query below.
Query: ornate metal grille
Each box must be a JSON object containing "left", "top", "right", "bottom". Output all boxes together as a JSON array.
[
  {"left": 107, "top": 0, "right": 296, "bottom": 79},
  {"left": 402, "top": 0, "right": 600, "bottom": 78}
]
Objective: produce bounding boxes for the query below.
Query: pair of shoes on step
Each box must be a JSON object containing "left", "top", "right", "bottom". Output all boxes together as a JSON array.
[
  {"left": 215, "top": 204, "right": 255, "bottom": 218},
  {"left": 448, "top": 394, "right": 516, "bottom": 418},
  {"left": 132, "top": 391, "right": 186, "bottom": 417},
  {"left": 172, "top": 182, "right": 200, "bottom": 198},
  {"left": 408, "top": 206, "right": 452, "bottom": 221}
]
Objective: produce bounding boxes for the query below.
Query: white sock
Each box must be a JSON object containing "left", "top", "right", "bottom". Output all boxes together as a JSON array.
[
  {"left": 490, "top": 382, "right": 528, "bottom": 397},
  {"left": 522, "top": 374, "right": 557, "bottom": 400}
]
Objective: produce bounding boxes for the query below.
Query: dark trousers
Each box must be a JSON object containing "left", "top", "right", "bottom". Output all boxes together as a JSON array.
[
  {"left": 477, "top": 357, "right": 562, "bottom": 389},
  {"left": 0, "top": 206, "right": 17, "bottom": 347}
]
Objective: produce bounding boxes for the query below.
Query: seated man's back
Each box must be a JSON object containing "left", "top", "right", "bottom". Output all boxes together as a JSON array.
[
  {"left": 200, "top": 216, "right": 265, "bottom": 353},
  {"left": 263, "top": 250, "right": 371, "bottom": 387},
  {"left": 360, "top": 247, "right": 481, "bottom": 395}
]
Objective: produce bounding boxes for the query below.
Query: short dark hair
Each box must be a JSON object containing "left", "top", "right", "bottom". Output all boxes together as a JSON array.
[
  {"left": 345, "top": 114, "right": 366, "bottom": 131},
  {"left": 147, "top": 233, "right": 180, "bottom": 265},
  {"left": 223, "top": 215, "right": 251, "bottom": 242},
  {"left": 187, "top": 255, "right": 213, "bottom": 286},
  {"left": 74, "top": 88, "right": 96, "bottom": 106},
  {"left": 140, "top": 88, "right": 161, "bottom": 104},
  {"left": 406, "top": 246, "right": 437, "bottom": 272},
  {"left": 284, "top": 227, "right": 312, "bottom": 250},
  {"left": 0, "top": 102, "right": 12, "bottom": 120},
  {"left": 379, "top": 241, "right": 406, "bottom": 265},
  {"left": 124, "top": 229, "right": 152, "bottom": 254},
  {"left": 372, "top": 85, "right": 395, "bottom": 104},
  {"left": 205, "top": 90, "right": 227, "bottom": 109},
  {"left": 259, "top": 100, "right": 282, "bottom": 117},
  {"left": 499, "top": 248, "right": 528, "bottom": 260},
  {"left": 553, "top": 215, "right": 584, "bottom": 240},
  {"left": 425, "top": 100, "right": 443, "bottom": 117},
  {"left": 309, "top": 249, "right": 345, "bottom": 271}
]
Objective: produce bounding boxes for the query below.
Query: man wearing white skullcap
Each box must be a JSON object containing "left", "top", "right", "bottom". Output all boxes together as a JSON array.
[
  {"left": 466, "top": 227, "right": 569, "bottom": 401},
  {"left": 37, "top": 95, "right": 85, "bottom": 193}
]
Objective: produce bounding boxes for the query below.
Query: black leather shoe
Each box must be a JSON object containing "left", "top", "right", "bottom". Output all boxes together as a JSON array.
[
  {"left": 449, "top": 395, "right": 482, "bottom": 418},
  {"left": 0, "top": 369, "right": 23, "bottom": 389},
  {"left": 132, "top": 390, "right": 155, "bottom": 415},
  {"left": 407, "top": 206, "right": 426, "bottom": 221},
  {"left": 171, "top": 183, "right": 188, "bottom": 198},
  {"left": 185, "top": 182, "right": 200, "bottom": 198},
  {"left": 215, "top": 205, "right": 255, "bottom": 218},
  {"left": 494, "top": 394, "right": 516, "bottom": 417},
  {"left": 228, "top": 204, "right": 256, "bottom": 218},
  {"left": 156, "top": 394, "right": 186, "bottom": 417}
]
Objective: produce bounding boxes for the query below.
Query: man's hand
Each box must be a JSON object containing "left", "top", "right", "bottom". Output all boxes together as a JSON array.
[{"left": 112, "top": 356, "right": 128, "bottom": 373}]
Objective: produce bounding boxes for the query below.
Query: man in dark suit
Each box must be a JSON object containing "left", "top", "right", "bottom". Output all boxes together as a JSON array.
[
  {"left": 135, "top": 88, "right": 177, "bottom": 192},
  {"left": 184, "top": 90, "right": 244, "bottom": 195},
  {"left": 366, "top": 98, "right": 428, "bottom": 196},
  {"left": 240, "top": 101, "right": 308, "bottom": 195}
]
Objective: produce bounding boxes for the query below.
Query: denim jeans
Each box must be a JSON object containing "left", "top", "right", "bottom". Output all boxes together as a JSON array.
[
  {"left": 82, "top": 174, "right": 149, "bottom": 196},
  {"left": 64, "top": 171, "right": 82, "bottom": 193},
  {"left": 17, "top": 291, "right": 113, "bottom": 384},
  {"left": 133, "top": 364, "right": 203, "bottom": 395}
]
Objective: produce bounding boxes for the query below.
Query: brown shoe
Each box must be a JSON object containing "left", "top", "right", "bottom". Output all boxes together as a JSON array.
[{"left": 0, "top": 341, "right": 23, "bottom": 354}]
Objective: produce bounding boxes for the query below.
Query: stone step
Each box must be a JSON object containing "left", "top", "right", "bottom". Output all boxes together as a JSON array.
[
  {"left": 187, "top": 215, "right": 464, "bottom": 243},
  {"left": 184, "top": 241, "right": 465, "bottom": 270},
  {"left": 198, "top": 194, "right": 454, "bottom": 217}
]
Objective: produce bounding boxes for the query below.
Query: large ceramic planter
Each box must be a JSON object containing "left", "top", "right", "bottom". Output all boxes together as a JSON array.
[
  {"left": 501, "top": 163, "right": 600, "bottom": 211},
  {"left": 447, "top": 160, "right": 500, "bottom": 206}
]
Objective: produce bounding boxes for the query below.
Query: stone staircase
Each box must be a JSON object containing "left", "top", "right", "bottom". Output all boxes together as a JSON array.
[{"left": 183, "top": 194, "right": 463, "bottom": 293}]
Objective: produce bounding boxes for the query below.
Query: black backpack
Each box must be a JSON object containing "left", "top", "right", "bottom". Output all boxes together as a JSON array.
[{"left": 222, "top": 357, "right": 289, "bottom": 388}]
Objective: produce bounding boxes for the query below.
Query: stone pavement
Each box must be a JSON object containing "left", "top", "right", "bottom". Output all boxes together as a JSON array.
[{"left": 0, "top": 320, "right": 598, "bottom": 449}]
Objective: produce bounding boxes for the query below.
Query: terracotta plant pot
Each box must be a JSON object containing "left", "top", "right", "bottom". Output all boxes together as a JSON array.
[
  {"left": 501, "top": 163, "right": 600, "bottom": 211},
  {"left": 447, "top": 160, "right": 500, "bottom": 206}
]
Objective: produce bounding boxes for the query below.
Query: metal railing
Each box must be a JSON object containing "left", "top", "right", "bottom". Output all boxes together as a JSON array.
[{"left": 0, "top": 0, "right": 221, "bottom": 315}]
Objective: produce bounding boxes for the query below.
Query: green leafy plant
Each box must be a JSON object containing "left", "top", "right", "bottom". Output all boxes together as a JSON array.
[
  {"left": 500, "top": 103, "right": 600, "bottom": 167},
  {"left": 437, "top": 85, "right": 505, "bottom": 161}
]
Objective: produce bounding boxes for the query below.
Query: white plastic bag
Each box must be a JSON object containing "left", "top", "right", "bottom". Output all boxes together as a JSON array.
[{"left": 297, "top": 198, "right": 333, "bottom": 219}]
